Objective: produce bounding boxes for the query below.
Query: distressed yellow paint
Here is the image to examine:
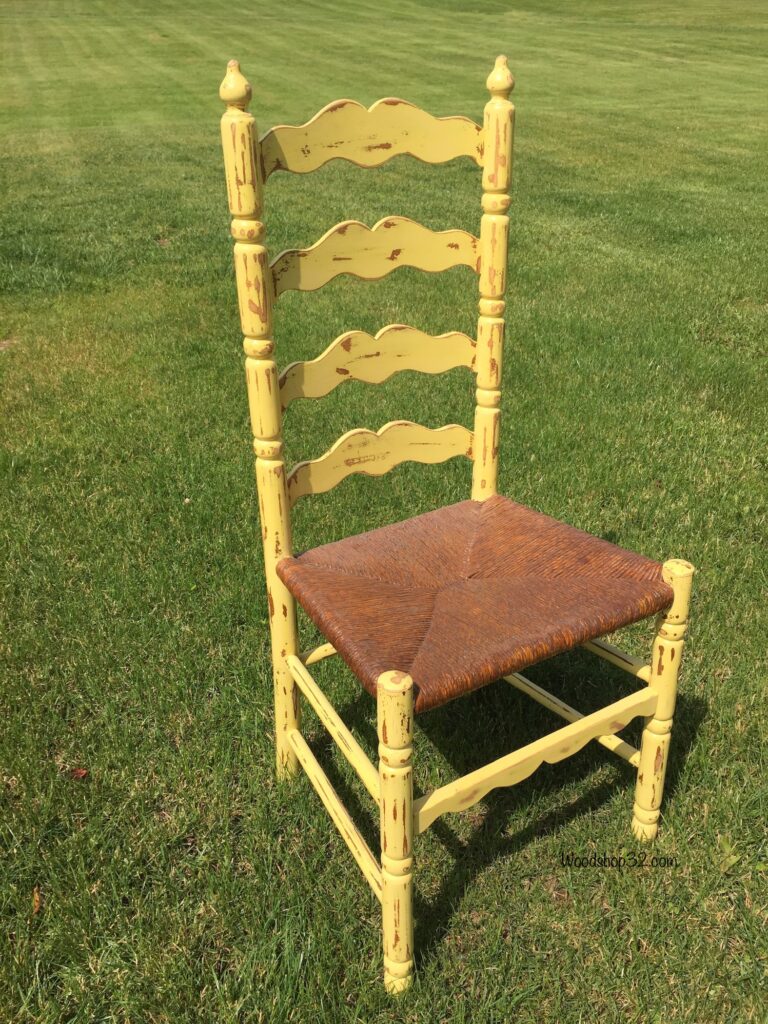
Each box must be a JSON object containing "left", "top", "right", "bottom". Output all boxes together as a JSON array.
[
  {"left": 260, "top": 96, "right": 483, "bottom": 179},
  {"left": 583, "top": 637, "right": 652, "bottom": 682},
  {"left": 220, "top": 60, "right": 299, "bottom": 778},
  {"left": 632, "top": 559, "right": 695, "bottom": 841},
  {"left": 299, "top": 641, "right": 337, "bottom": 666},
  {"left": 285, "top": 654, "right": 380, "bottom": 802},
  {"left": 504, "top": 672, "right": 641, "bottom": 766},
  {"left": 288, "top": 729, "right": 383, "bottom": 901},
  {"left": 414, "top": 687, "right": 657, "bottom": 834},
  {"left": 286, "top": 420, "right": 473, "bottom": 505},
  {"left": 271, "top": 216, "right": 478, "bottom": 296},
  {"left": 378, "top": 671, "right": 415, "bottom": 994},
  {"left": 220, "top": 56, "right": 694, "bottom": 996},
  {"left": 472, "top": 56, "right": 514, "bottom": 501},
  {"left": 279, "top": 325, "right": 476, "bottom": 410},
  {"left": 220, "top": 61, "right": 262, "bottom": 218}
]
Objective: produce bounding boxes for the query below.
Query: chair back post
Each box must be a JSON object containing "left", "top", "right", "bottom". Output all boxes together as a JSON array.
[
  {"left": 220, "top": 61, "right": 300, "bottom": 775},
  {"left": 472, "top": 56, "right": 515, "bottom": 501}
]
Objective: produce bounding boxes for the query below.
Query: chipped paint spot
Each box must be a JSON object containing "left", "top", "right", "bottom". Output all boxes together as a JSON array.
[
  {"left": 340, "top": 335, "right": 353, "bottom": 351},
  {"left": 654, "top": 745, "right": 663, "bottom": 774},
  {"left": 657, "top": 645, "right": 664, "bottom": 674},
  {"left": 447, "top": 242, "right": 460, "bottom": 250},
  {"left": 387, "top": 248, "right": 402, "bottom": 261},
  {"left": 336, "top": 367, "right": 350, "bottom": 375},
  {"left": 344, "top": 453, "right": 380, "bottom": 467},
  {"left": 366, "top": 142, "right": 392, "bottom": 151},
  {"left": 267, "top": 590, "right": 275, "bottom": 619}
]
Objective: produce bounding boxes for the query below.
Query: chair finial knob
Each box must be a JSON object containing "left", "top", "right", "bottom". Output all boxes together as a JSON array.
[
  {"left": 220, "top": 59, "right": 252, "bottom": 109},
  {"left": 487, "top": 55, "right": 515, "bottom": 98}
]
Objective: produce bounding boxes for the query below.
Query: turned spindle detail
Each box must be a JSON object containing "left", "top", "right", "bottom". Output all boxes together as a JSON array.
[
  {"left": 472, "top": 56, "right": 514, "bottom": 501},
  {"left": 220, "top": 61, "right": 299, "bottom": 777},
  {"left": 378, "top": 671, "right": 415, "bottom": 994},
  {"left": 632, "top": 559, "right": 695, "bottom": 841}
]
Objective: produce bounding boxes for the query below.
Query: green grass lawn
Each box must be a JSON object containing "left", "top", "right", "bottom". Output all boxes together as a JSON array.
[{"left": 1, "top": 0, "right": 767, "bottom": 1020}]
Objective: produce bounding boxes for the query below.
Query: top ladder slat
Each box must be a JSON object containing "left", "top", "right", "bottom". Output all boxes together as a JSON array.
[{"left": 260, "top": 98, "right": 483, "bottom": 179}]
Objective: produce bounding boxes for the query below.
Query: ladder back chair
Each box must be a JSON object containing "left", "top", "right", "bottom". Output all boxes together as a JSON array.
[{"left": 219, "top": 56, "right": 695, "bottom": 993}]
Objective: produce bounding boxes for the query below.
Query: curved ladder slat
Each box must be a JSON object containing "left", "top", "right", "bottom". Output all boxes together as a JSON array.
[
  {"left": 271, "top": 216, "right": 479, "bottom": 296},
  {"left": 279, "top": 324, "right": 476, "bottom": 410},
  {"left": 287, "top": 420, "right": 473, "bottom": 505},
  {"left": 260, "top": 97, "right": 483, "bottom": 179}
]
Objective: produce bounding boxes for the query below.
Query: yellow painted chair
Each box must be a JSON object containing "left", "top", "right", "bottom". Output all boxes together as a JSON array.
[{"left": 218, "top": 56, "right": 694, "bottom": 993}]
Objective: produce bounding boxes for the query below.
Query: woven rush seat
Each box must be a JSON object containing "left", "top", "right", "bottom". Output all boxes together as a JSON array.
[{"left": 277, "top": 495, "right": 674, "bottom": 713}]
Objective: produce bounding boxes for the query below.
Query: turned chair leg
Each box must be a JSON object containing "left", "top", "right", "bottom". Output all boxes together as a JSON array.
[
  {"left": 377, "top": 671, "right": 415, "bottom": 993},
  {"left": 632, "top": 559, "right": 695, "bottom": 841}
]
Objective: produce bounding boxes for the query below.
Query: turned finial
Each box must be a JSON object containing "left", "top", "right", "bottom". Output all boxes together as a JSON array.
[
  {"left": 220, "top": 59, "right": 252, "bottom": 109},
  {"left": 486, "top": 55, "right": 515, "bottom": 99}
]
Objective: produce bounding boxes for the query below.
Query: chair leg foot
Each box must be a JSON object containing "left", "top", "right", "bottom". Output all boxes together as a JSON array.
[
  {"left": 378, "top": 671, "right": 415, "bottom": 994},
  {"left": 384, "top": 958, "right": 414, "bottom": 994},
  {"left": 632, "top": 801, "right": 660, "bottom": 842}
]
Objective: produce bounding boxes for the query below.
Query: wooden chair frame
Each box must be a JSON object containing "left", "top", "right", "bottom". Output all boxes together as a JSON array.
[{"left": 218, "top": 56, "right": 694, "bottom": 993}]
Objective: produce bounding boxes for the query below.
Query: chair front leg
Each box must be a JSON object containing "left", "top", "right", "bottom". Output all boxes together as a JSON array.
[
  {"left": 377, "top": 671, "right": 415, "bottom": 993},
  {"left": 632, "top": 559, "right": 695, "bottom": 841}
]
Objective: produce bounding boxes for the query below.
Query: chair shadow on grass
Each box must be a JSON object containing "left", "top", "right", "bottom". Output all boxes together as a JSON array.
[{"left": 306, "top": 645, "right": 706, "bottom": 966}]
